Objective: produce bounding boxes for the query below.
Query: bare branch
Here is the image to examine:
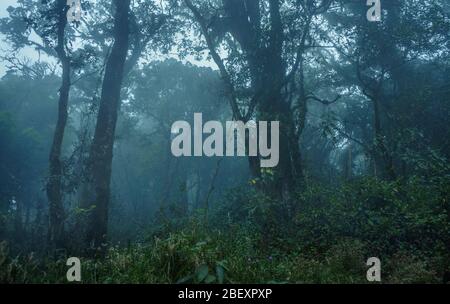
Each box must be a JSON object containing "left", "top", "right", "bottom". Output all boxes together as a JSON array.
[{"left": 184, "top": 0, "right": 244, "bottom": 121}]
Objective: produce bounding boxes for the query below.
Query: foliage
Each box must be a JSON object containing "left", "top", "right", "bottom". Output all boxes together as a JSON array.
[
  {"left": 1, "top": 173, "right": 448, "bottom": 284},
  {"left": 0, "top": 0, "right": 449, "bottom": 285}
]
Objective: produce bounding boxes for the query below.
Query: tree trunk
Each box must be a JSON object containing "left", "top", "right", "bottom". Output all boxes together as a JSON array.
[
  {"left": 46, "top": 0, "right": 70, "bottom": 249},
  {"left": 373, "top": 96, "right": 396, "bottom": 180},
  {"left": 186, "top": 0, "right": 306, "bottom": 197},
  {"left": 85, "top": 0, "right": 130, "bottom": 248}
]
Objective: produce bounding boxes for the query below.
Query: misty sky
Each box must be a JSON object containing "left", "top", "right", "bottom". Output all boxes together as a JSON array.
[
  {"left": 0, "top": 0, "right": 51, "bottom": 77},
  {"left": 0, "top": 0, "right": 217, "bottom": 78},
  {"left": 0, "top": 0, "right": 19, "bottom": 76}
]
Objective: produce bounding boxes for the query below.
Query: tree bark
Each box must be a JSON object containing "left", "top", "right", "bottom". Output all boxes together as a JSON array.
[
  {"left": 186, "top": 0, "right": 306, "bottom": 196},
  {"left": 85, "top": 0, "right": 130, "bottom": 248},
  {"left": 46, "top": 0, "right": 70, "bottom": 249}
]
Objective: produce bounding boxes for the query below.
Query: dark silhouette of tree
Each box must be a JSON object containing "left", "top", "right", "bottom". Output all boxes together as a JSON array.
[
  {"left": 184, "top": 0, "right": 334, "bottom": 198},
  {"left": 0, "top": 0, "right": 77, "bottom": 248},
  {"left": 83, "top": 0, "right": 131, "bottom": 249},
  {"left": 46, "top": 0, "right": 71, "bottom": 249}
]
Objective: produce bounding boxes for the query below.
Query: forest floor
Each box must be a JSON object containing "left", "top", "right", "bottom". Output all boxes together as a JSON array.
[{"left": 1, "top": 176, "right": 449, "bottom": 284}]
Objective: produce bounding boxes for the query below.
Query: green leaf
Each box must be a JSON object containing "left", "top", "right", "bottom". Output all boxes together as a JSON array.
[
  {"left": 196, "top": 264, "right": 209, "bottom": 282},
  {"left": 176, "top": 274, "right": 193, "bottom": 284},
  {"left": 216, "top": 265, "right": 225, "bottom": 284},
  {"left": 204, "top": 274, "right": 216, "bottom": 283}
]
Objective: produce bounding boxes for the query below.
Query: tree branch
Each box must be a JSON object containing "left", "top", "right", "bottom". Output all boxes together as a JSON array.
[
  {"left": 184, "top": 0, "right": 244, "bottom": 121},
  {"left": 306, "top": 94, "right": 341, "bottom": 105}
]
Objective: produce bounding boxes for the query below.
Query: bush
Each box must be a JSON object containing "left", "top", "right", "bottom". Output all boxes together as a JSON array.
[{"left": 1, "top": 174, "right": 447, "bottom": 284}]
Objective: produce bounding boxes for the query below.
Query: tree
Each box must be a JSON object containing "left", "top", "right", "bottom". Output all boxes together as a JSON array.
[
  {"left": 76, "top": 0, "right": 173, "bottom": 249},
  {"left": 326, "top": 0, "right": 450, "bottom": 179},
  {"left": 46, "top": 0, "right": 71, "bottom": 249},
  {"left": 0, "top": 0, "right": 77, "bottom": 248},
  {"left": 0, "top": 67, "right": 62, "bottom": 251},
  {"left": 83, "top": 0, "right": 131, "bottom": 249},
  {"left": 183, "top": 0, "right": 334, "bottom": 198}
]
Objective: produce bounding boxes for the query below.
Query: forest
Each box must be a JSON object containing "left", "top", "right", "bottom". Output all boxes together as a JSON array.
[{"left": 0, "top": 0, "right": 449, "bottom": 284}]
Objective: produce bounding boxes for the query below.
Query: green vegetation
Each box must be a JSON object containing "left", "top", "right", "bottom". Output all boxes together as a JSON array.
[
  {"left": 0, "top": 0, "right": 449, "bottom": 284},
  {"left": 2, "top": 174, "right": 448, "bottom": 283}
]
